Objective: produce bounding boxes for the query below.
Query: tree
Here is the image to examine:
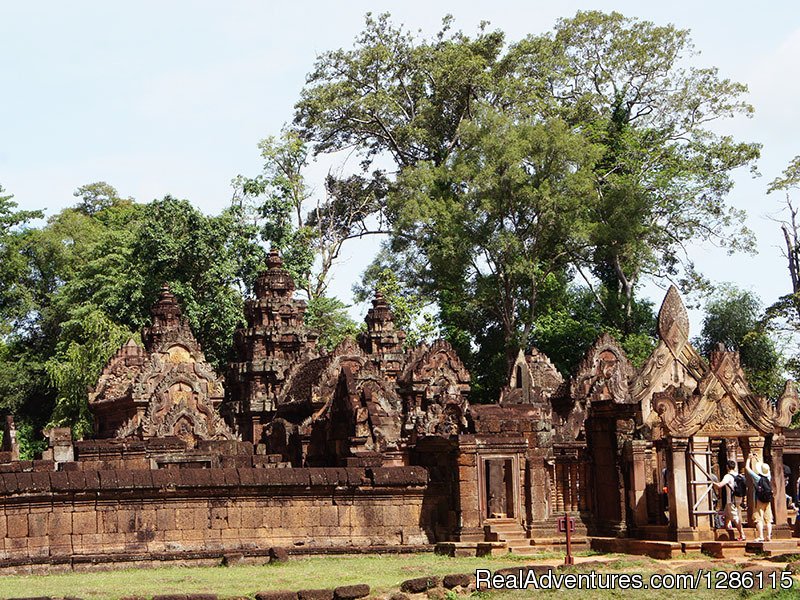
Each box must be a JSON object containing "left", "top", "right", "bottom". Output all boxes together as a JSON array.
[
  {"left": 0, "top": 184, "right": 43, "bottom": 334},
  {"left": 698, "top": 286, "right": 783, "bottom": 399},
  {"left": 304, "top": 296, "right": 363, "bottom": 351},
  {"left": 1, "top": 190, "right": 269, "bottom": 441},
  {"left": 234, "top": 130, "right": 388, "bottom": 301},
  {"left": 293, "top": 11, "right": 758, "bottom": 398},
  {"left": 509, "top": 11, "right": 760, "bottom": 328},
  {"left": 763, "top": 155, "right": 800, "bottom": 380},
  {"left": 387, "top": 107, "right": 598, "bottom": 370},
  {"left": 73, "top": 182, "right": 130, "bottom": 216},
  {"left": 767, "top": 156, "right": 800, "bottom": 310}
]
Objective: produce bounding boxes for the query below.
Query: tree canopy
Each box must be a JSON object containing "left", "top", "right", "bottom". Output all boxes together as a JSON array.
[{"left": 294, "top": 11, "right": 760, "bottom": 397}]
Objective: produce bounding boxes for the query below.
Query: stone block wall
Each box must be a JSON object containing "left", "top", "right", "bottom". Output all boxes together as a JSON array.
[{"left": 0, "top": 466, "right": 444, "bottom": 567}]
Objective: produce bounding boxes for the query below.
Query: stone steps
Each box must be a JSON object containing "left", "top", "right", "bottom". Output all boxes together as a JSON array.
[{"left": 745, "top": 540, "right": 800, "bottom": 556}]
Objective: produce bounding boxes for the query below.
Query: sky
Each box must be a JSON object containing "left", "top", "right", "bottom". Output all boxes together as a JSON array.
[{"left": 1, "top": 1, "right": 799, "bottom": 334}]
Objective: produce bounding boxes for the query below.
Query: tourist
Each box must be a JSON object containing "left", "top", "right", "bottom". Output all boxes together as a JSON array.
[
  {"left": 746, "top": 453, "right": 773, "bottom": 542},
  {"left": 712, "top": 460, "right": 745, "bottom": 541}
]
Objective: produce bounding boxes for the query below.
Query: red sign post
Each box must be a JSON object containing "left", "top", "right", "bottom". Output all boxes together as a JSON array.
[{"left": 557, "top": 512, "right": 576, "bottom": 565}]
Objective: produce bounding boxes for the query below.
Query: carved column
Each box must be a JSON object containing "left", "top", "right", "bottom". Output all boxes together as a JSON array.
[
  {"left": 689, "top": 436, "right": 713, "bottom": 533},
  {"left": 668, "top": 437, "right": 692, "bottom": 538},
  {"left": 627, "top": 440, "right": 650, "bottom": 528},
  {"left": 771, "top": 433, "right": 790, "bottom": 532}
]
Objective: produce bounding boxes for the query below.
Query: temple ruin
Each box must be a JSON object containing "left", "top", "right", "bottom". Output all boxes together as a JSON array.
[{"left": 1, "top": 250, "right": 800, "bottom": 568}]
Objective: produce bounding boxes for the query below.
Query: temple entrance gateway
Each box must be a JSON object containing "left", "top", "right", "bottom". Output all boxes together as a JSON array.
[{"left": 655, "top": 355, "right": 798, "bottom": 540}]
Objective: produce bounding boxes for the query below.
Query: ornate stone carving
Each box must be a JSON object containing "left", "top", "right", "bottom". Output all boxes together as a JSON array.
[
  {"left": 90, "top": 285, "right": 234, "bottom": 445},
  {"left": 359, "top": 292, "right": 407, "bottom": 380},
  {"left": 225, "top": 250, "right": 320, "bottom": 440},
  {"left": 633, "top": 287, "right": 708, "bottom": 424},
  {"left": 776, "top": 381, "right": 800, "bottom": 428},
  {"left": 399, "top": 339, "right": 470, "bottom": 438},
  {"left": 658, "top": 285, "right": 690, "bottom": 356},
  {"left": 570, "top": 333, "right": 634, "bottom": 404},
  {"left": 501, "top": 349, "right": 563, "bottom": 405}
]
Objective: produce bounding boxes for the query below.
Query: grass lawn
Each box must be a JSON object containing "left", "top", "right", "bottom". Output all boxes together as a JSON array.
[
  {"left": 0, "top": 552, "right": 795, "bottom": 600},
  {"left": 0, "top": 553, "right": 538, "bottom": 599}
]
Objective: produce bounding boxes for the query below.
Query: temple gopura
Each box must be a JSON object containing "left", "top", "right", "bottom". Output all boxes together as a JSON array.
[{"left": 2, "top": 250, "right": 800, "bottom": 569}]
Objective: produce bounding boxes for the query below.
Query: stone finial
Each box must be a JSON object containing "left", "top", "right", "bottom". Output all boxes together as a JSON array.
[
  {"left": 360, "top": 290, "right": 406, "bottom": 357},
  {"left": 657, "top": 285, "right": 689, "bottom": 354},
  {"left": 365, "top": 291, "right": 396, "bottom": 330},
  {"left": 150, "top": 284, "right": 182, "bottom": 328},
  {"left": 254, "top": 250, "right": 296, "bottom": 299},
  {"left": 776, "top": 380, "right": 800, "bottom": 428},
  {"left": 1, "top": 416, "right": 19, "bottom": 461}
]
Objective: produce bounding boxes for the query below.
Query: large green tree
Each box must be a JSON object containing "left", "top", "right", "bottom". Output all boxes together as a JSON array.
[
  {"left": 510, "top": 11, "right": 760, "bottom": 328},
  {"left": 0, "top": 187, "right": 269, "bottom": 440},
  {"left": 294, "top": 11, "right": 754, "bottom": 396}
]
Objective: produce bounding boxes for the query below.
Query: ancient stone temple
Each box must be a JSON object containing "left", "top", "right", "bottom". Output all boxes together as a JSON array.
[
  {"left": 89, "top": 284, "right": 234, "bottom": 447},
  {"left": 224, "top": 251, "right": 319, "bottom": 442},
  {"left": 1, "top": 260, "right": 800, "bottom": 569}
]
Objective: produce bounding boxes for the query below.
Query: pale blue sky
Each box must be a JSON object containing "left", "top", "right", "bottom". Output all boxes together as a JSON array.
[{"left": 2, "top": 1, "right": 799, "bottom": 333}]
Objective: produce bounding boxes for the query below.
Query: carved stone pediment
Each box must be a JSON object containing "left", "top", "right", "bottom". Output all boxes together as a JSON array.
[
  {"left": 776, "top": 381, "right": 800, "bottom": 428},
  {"left": 280, "top": 336, "right": 369, "bottom": 415},
  {"left": 633, "top": 286, "right": 707, "bottom": 424},
  {"left": 652, "top": 352, "right": 800, "bottom": 438},
  {"left": 501, "top": 349, "right": 563, "bottom": 405},
  {"left": 570, "top": 333, "right": 635, "bottom": 404},
  {"left": 91, "top": 286, "right": 234, "bottom": 444},
  {"left": 399, "top": 339, "right": 470, "bottom": 438}
]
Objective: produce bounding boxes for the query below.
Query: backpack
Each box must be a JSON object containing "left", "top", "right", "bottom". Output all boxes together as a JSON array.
[
  {"left": 733, "top": 474, "right": 747, "bottom": 497},
  {"left": 755, "top": 475, "right": 773, "bottom": 503}
]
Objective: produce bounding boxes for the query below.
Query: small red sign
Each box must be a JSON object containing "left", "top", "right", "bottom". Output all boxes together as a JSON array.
[{"left": 557, "top": 516, "right": 576, "bottom": 533}]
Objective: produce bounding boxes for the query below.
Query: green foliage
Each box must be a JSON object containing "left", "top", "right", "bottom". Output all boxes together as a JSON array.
[
  {"left": 297, "top": 11, "right": 756, "bottom": 399},
  {"left": 305, "top": 296, "right": 363, "bottom": 351},
  {"left": 45, "top": 307, "right": 135, "bottom": 437},
  {"left": 0, "top": 187, "right": 268, "bottom": 446},
  {"left": 128, "top": 197, "right": 266, "bottom": 370},
  {"left": 698, "top": 286, "right": 784, "bottom": 399},
  {"left": 72, "top": 181, "right": 130, "bottom": 216},
  {"left": 532, "top": 286, "right": 656, "bottom": 375},
  {"left": 0, "top": 184, "right": 43, "bottom": 334},
  {"left": 768, "top": 155, "right": 800, "bottom": 193},
  {"left": 514, "top": 11, "right": 760, "bottom": 320}
]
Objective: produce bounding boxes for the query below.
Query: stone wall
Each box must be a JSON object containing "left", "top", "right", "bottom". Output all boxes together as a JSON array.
[{"left": 0, "top": 466, "right": 446, "bottom": 567}]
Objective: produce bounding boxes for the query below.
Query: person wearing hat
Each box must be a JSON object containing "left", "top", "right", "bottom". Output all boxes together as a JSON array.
[{"left": 746, "top": 453, "right": 773, "bottom": 542}]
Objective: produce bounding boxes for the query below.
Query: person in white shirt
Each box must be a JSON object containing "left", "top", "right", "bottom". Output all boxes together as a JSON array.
[{"left": 712, "top": 460, "right": 745, "bottom": 541}]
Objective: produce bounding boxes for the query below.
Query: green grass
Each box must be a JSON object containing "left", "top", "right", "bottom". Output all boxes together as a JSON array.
[
  {"left": 0, "top": 553, "right": 795, "bottom": 600},
  {"left": 0, "top": 554, "right": 533, "bottom": 599}
]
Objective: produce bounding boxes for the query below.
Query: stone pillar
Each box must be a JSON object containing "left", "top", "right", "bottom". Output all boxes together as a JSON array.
[
  {"left": 770, "top": 433, "right": 790, "bottom": 532},
  {"left": 1, "top": 416, "right": 19, "bottom": 461},
  {"left": 455, "top": 437, "right": 482, "bottom": 541},
  {"left": 627, "top": 440, "right": 650, "bottom": 528},
  {"left": 689, "top": 436, "right": 713, "bottom": 534},
  {"left": 46, "top": 428, "right": 74, "bottom": 465},
  {"left": 668, "top": 437, "right": 693, "bottom": 539}
]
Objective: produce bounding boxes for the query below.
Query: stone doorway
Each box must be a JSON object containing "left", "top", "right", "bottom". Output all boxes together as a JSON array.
[{"left": 481, "top": 456, "right": 517, "bottom": 520}]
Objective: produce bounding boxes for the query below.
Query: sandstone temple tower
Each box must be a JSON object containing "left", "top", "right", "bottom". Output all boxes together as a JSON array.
[{"left": 225, "top": 251, "right": 319, "bottom": 442}]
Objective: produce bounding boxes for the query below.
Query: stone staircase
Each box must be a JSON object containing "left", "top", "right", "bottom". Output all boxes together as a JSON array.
[
  {"left": 483, "top": 517, "right": 539, "bottom": 555},
  {"left": 483, "top": 517, "right": 588, "bottom": 555}
]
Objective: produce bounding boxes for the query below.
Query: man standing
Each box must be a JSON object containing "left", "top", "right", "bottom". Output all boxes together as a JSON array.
[
  {"left": 746, "top": 453, "right": 773, "bottom": 543},
  {"left": 712, "top": 460, "right": 746, "bottom": 541}
]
